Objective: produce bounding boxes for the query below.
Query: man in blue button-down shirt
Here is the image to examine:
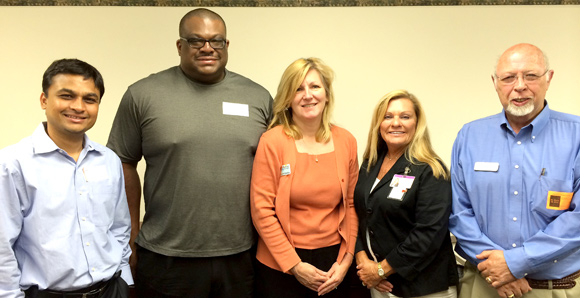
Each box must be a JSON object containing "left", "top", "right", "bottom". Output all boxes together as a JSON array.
[
  {"left": 450, "top": 43, "right": 580, "bottom": 298},
  {"left": 0, "top": 59, "right": 133, "bottom": 298}
]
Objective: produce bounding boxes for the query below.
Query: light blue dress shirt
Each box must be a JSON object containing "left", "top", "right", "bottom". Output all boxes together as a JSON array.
[
  {"left": 0, "top": 123, "right": 133, "bottom": 298},
  {"left": 449, "top": 102, "right": 580, "bottom": 280}
]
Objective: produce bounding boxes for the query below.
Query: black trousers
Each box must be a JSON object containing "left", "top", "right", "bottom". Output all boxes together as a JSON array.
[
  {"left": 255, "top": 244, "right": 354, "bottom": 298},
  {"left": 135, "top": 245, "right": 254, "bottom": 298},
  {"left": 24, "top": 272, "right": 128, "bottom": 298}
]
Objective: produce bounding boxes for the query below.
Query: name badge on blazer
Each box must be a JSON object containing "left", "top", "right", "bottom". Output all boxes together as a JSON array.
[
  {"left": 388, "top": 175, "right": 415, "bottom": 201},
  {"left": 474, "top": 162, "right": 499, "bottom": 172}
]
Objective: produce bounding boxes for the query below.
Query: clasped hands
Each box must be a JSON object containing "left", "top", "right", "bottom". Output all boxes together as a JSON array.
[
  {"left": 290, "top": 259, "right": 349, "bottom": 296},
  {"left": 356, "top": 257, "right": 393, "bottom": 293},
  {"left": 477, "top": 250, "right": 531, "bottom": 298}
]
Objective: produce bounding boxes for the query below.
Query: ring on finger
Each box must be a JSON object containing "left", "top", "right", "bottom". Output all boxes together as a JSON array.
[
  {"left": 362, "top": 282, "right": 366, "bottom": 287},
  {"left": 507, "top": 294, "right": 515, "bottom": 298},
  {"left": 485, "top": 276, "right": 493, "bottom": 284}
]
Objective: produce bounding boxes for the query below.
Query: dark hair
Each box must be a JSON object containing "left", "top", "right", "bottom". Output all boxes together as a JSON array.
[
  {"left": 42, "top": 58, "right": 105, "bottom": 98},
  {"left": 179, "top": 8, "right": 227, "bottom": 37}
]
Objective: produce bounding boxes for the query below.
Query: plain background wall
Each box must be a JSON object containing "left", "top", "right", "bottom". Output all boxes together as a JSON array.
[{"left": 2, "top": 6, "right": 579, "bottom": 218}]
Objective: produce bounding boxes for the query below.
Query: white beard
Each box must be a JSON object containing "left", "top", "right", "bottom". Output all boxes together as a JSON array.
[{"left": 506, "top": 100, "right": 534, "bottom": 117}]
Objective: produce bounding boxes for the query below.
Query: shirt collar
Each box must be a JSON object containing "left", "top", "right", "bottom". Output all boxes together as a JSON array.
[
  {"left": 31, "top": 122, "right": 102, "bottom": 155},
  {"left": 499, "top": 100, "right": 550, "bottom": 140}
]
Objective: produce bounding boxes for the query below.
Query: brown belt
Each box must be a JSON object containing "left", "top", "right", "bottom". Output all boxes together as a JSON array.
[{"left": 526, "top": 270, "right": 580, "bottom": 290}]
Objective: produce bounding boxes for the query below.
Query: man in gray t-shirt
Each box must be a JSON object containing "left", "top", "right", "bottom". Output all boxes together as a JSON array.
[{"left": 107, "top": 8, "right": 272, "bottom": 298}]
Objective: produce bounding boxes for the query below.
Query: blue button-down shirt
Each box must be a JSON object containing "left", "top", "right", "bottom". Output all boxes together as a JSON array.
[
  {"left": 449, "top": 103, "right": 580, "bottom": 280},
  {"left": 0, "top": 123, "right": 133, "bottom": 298}
]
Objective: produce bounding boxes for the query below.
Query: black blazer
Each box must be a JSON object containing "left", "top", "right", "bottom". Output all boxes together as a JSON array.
[{"left": 354, "top": 151, "right": 458, "bottom": 298}]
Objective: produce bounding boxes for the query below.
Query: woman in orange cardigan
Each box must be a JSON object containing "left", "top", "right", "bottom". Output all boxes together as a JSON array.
[{"left": 250, "top": 58, "right": 358, "bottom": 298}]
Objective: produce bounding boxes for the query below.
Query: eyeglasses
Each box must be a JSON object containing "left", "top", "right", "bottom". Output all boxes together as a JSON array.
[
  {"left": 179, "top": 37, "right": 227, "bottom": 49},
  {"left": 496, "top": 69, "right": 549, "bottom": 85}
]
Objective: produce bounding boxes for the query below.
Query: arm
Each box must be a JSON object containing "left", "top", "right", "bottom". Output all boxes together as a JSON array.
[
  {"left": 0, "top": 163, "right": 25, "bottom": 298},
  {"left": 448, "top": 131, "right": 503, "bottom": 265},
  {"left": 250, "top": 135, "right": 301, "bottom": 273},
  {"left": 121, "top": 162, "right": 141, "bottom": 277},
  {"left": 111, "top": 160, "right": 135, "bottom": 285}
]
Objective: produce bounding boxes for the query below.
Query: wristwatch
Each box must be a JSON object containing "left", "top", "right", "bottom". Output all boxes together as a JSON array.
[{"left": 377, "top": 262, "right": 386, "bottom": 279}]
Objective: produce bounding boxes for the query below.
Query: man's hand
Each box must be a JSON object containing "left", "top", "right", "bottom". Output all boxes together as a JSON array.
[
  {"left": 290, "top": 262, "right": 328, "bottom": 292},
  {"left": 495, "top": 278, "right": 532, "bottom": 298},
  {"left": 477, "top": 250, "right": 516, "bottom": 288}
]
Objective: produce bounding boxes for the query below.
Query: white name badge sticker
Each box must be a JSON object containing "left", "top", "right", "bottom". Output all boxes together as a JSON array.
[
  {"left": 222, "top": 102, "right": 249, "bottom": 117},
  {"left": 474, "top": 162, "right": 500, "bottom": 172},
  {"left": 281, "top": 164, "right": 291, "bottom": 176}
]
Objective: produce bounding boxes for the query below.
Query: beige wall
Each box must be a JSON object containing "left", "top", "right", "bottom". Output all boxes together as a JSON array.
[{"left": 2, "top": 6, "right": 579, "bottom": 217}]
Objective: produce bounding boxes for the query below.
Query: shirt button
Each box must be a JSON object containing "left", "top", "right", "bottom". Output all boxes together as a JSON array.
[
  {"left": 524, "top": 273, "right": 528, "bottom": 276},
  {"left": 514, "top": 191, "right": 519, "bottom": 195},
  {"left": 513, "top": 217, "right": 517, "bottom": 221},
  {"left": 92, "top": 268, "right": 96, "bottom": 272},
  {"left": 514, "top": 165, "right": 519, "bottom": 169},
  {"left": 554, "top": 260, "right": 558, "bottom": 263},
  {"left": 86, "top": 242, "right": 90, "bottom": 246},
  {"left": 82, "top": 217, "right": 86, "bottom": 221},
  {"left": 517, "top": 141, "right": 522, "bottom": 145},
  {"left": 532, "top": 136, "right": 536, "bottom": 139},
  {"left": 79, "top": 192, "right": 83, "bottom": 195},
  {"left": 512, "top": 243, "right": 517, "bottom": 247}
]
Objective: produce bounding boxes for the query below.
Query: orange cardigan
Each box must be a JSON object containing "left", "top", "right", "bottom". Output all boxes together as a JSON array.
[{"left": 250, "top": 125, "right": 359, "bottom": 273}]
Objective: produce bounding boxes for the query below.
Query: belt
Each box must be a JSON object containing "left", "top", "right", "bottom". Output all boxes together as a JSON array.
[
  {"left": 25, "top": 271, "right": 121, "bottom": 298},
  {"left": 526, "top": 270, "right": 580, "bottom": 290}
]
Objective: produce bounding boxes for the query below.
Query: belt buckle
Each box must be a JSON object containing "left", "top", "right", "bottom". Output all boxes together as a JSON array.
[{"left": 82, "top": 294, "right": 87, "bottom": 298}]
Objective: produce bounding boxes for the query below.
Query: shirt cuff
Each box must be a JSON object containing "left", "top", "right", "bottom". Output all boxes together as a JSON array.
[
  {"left": 504, "top": 248, "right": 530, "bottom": 279},
  {"left": 119, "top": 264, "right": 134, "bottom": 286}
]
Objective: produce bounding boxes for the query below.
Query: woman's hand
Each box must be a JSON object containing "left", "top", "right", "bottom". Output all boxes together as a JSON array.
[
  {"left": 290, "top": 262, "right": 329, "bottom": 292},
  {"left": 317, "top": 253, "right": 353, "bottom": 295},
  {"left": 355, "top": 252, "right": 383, "bottom": 288},
  {"left": 374, "top": 280, "right": 394, "bottom": 293}
]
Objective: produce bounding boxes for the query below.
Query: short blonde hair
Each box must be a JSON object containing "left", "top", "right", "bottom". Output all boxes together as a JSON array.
[
  {"left": 269, "top": 57, "right": 335, "bottom": 142},
  {"left": 363, "top": 90, "right": 449, "bottom": 179}
]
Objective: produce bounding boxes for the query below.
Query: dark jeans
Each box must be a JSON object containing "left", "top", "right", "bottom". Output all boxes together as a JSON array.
[
  {"left": 135, "top": 245, "right": 253, "bottom": 298},
  {"left": 255, "top": 244, "right": 353, "bottom": 298}
]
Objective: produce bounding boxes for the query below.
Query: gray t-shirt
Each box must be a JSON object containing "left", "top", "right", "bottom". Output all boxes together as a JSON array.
[{"left": 107, "top": 66, "right": 272, "bottom": 257}]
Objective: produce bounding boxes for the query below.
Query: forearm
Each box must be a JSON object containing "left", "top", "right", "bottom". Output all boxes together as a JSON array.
[{"left": 122, "top": 162, "right": 141, "bottom": 244}]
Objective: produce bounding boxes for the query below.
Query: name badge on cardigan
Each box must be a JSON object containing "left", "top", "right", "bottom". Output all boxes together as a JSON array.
[{"left": 281, "top": 164, "right": 291, "bottom": 176}]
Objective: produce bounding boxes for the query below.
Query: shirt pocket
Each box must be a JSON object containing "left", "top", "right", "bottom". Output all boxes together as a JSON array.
[
  {"left": 531, "top": 177, "right": 574, "bottom": 220},
  {"left": 88, "top": 183, "right": 116, "bottom": 227}
]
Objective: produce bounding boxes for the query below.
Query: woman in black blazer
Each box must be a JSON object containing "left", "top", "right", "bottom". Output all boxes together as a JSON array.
[{"left": 354, "top": 90, "right": 458, "bottom": 298}]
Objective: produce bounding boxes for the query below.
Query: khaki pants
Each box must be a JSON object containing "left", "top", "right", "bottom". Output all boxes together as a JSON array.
[{"left": 460, "top": 262, "right": 580, "bottom": 298}]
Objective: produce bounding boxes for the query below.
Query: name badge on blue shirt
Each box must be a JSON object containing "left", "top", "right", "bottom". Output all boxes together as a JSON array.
[{"left": 474, "top": 162, "right": 500, "bottom": 172}]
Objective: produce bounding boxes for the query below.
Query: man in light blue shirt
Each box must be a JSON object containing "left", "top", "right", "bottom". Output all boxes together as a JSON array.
[
  {"left": 0, "top": 59, "right": 133, "bottom": 298},
  {"left": 450, "top": 43, "right": 580, "bottom": 298}
]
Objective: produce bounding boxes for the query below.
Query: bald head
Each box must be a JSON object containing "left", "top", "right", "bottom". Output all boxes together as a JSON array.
[
  {"left": 495, "top": 43, "right": 549, "bottom": 76},
  {"left": 179, "top": 8, "right": 227, "bottom": 38}
]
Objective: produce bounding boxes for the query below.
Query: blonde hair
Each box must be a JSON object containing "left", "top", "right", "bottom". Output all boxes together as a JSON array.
[
  {"left": 269, "top": 57, "right": 335, "bottom": 142},
  {"left": 363, "top": 90, "right": 449, "bottom": 180}
]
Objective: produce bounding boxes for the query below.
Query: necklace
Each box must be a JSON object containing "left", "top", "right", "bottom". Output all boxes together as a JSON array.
[{"left": 299, "top": 138, "right": 320, "bottom": 163}]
